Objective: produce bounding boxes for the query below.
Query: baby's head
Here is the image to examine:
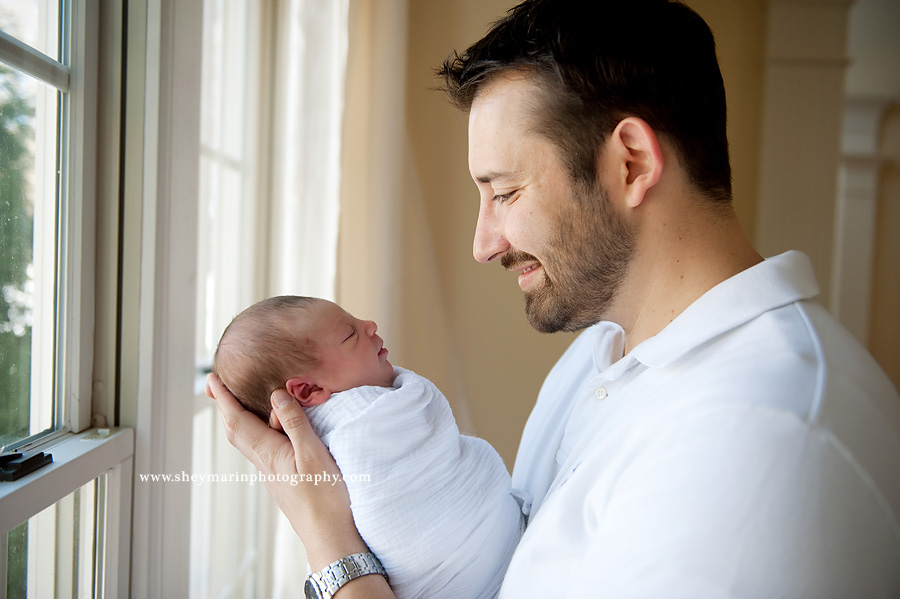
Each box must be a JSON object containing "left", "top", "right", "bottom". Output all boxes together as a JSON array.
[{"left": 212, "top": 296, "right": 395, "bottom": 423}]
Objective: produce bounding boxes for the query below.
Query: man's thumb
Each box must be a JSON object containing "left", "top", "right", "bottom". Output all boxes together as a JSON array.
[
  {"left": 270, "top": 389, "right": 313, "bottom": 442},
  {"left": 271, "top": 388, "right": 294, "bottom": 410}
]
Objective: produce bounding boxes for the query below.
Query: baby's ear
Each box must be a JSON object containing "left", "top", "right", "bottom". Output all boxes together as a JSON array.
[{"left": 285, "top": 377, "right": 329, "bottom": 407}]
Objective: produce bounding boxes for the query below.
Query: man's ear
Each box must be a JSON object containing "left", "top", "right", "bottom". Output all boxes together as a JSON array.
[
  {"left": 606, "top": 117, "right": 663, "bottom": 209},
  {"left": 285, "top": 377, "right": 330, "bottom": 407}
]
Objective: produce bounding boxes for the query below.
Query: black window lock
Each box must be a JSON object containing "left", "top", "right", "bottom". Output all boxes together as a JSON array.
[{"left": 0, "top": 450, "right": 54, "bottom": 482}]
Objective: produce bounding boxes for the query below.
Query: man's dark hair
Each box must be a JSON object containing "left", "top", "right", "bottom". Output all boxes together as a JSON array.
[{"left": 437, "top": 0, "right": 732, "bottom": 203}]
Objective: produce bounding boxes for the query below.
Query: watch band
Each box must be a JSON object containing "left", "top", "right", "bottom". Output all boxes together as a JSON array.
[{"left": 305, "top": 552, "right": 388, "bottom": 599}]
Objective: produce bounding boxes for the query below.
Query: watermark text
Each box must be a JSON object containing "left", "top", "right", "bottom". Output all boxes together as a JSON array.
[{"left": 138, "top": 470, "right": 369, "bottom": 487}]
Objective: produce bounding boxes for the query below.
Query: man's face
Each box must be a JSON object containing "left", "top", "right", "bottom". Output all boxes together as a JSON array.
[
  {"left": 301, "top": 300, "right": 395, "bottom": 391},
  {"left": 468, "top": 74, "right": 635, "bottom": 332}
]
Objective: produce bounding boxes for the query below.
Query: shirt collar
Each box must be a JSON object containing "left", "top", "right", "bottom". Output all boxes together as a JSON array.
[
  {"left": 627, "top": 250, "right": 820, "bottom": 369},
  {"left": 591, "top": 321, "right": 627, "bottom": 374}
]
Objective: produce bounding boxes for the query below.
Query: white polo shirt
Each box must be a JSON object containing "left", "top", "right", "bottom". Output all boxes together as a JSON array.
[{"left": 502, "top": 251, "right": 900, "bottom": 598}]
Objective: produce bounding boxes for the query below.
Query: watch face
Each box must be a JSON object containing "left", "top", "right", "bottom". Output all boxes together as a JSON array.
[{"left": 304, "top": 579, "right": 320, "bottom": 599}]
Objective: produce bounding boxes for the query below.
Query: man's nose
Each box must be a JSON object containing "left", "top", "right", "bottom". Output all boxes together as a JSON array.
[{"left": 472, "top": 204, "right": 509, "bottom": 263}]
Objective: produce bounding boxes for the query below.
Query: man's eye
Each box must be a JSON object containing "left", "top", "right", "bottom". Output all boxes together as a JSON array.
[{"left": 492, "top": 191, "right": 515, "bottom": 203}]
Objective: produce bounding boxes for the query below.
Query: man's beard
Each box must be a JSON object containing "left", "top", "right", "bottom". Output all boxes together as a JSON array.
[{"left": 501, "top": 182, "right": 635, "bottom": 333}]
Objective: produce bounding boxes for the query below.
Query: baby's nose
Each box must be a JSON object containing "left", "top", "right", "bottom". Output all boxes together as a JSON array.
[{"left": 364, "top": 320, "right": 378, "bottom": 336}]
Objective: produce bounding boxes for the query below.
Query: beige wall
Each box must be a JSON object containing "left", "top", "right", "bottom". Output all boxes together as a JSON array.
[{"left": 403, "top": 0, "right": 576, "bottom": 467}]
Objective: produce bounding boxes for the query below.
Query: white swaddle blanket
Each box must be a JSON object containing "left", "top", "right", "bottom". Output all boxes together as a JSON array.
[{"left": 305, "top": 367, "right": 524, "bottom": 599}]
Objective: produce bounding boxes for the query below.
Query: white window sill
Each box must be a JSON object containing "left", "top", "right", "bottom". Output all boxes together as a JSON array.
[{"left": 0, "top": 427, "right": 134, "bottom": 532}]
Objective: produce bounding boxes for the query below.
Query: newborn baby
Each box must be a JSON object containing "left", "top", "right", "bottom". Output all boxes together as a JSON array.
[{"left": 213, "top": 296, "right": 524, "bottom": 599}]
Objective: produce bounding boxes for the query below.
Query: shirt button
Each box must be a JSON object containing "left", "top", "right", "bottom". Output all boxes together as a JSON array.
[{"left": 595, "top": 387, "right": 608, "bottom": 400}]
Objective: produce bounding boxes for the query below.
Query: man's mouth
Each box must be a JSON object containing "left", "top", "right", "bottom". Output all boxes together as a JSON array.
[
  {"left": 501, "top": 251, "right": 544, "bottom": 291},
  {"left": 515, "top": 262, "right": 543, "bottom": 290}
]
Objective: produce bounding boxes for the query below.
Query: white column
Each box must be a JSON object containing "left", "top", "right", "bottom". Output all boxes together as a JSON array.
[
  {"left": 755, "top": 0, "right": 855, "bottom": 308},
  {"left": 831, "top": 97, "right": 892, "bottom": 344}
]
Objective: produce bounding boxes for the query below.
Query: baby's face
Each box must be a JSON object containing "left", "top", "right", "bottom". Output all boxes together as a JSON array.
[{"left": 303, "top": 300, "right": 395, "bottom": 392}]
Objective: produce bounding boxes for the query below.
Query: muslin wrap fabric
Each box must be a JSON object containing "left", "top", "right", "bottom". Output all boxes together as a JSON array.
[{"left": 305, "top": 367, "right": 524, "bottom": 599}]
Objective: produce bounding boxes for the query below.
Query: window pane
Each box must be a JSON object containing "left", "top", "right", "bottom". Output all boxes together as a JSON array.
[
  {"left": 0, "top": 0, "right": 61, "bottom": 61},
  {"left": 0, "top": 63, "right": 60, "bottom": 447},
  {"left": 195, "top": 0, "right": 258, "bottom": 369},
  {"left": 193, "top": 1, "right": 271, "bottom": 596},
  {"left": 5, "top": 475, "right": 103, "bottom": 598},
  {"left": 199, "top": 0, "right": 249, "bottom": 161},
  {"left": 191, "top": 405, "right": 268, "bottom": 597}
]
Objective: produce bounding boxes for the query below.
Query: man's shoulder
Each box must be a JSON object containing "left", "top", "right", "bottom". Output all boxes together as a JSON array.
[
  {"left": 635, "top": 296, "right": 900, "bottom": 523},
  {"left": 666, "top": 296, "right": 898, "bottom": 418}
]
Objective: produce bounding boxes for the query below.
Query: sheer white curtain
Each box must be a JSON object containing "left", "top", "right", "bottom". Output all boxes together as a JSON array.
[
  {"left": 338, "top": 0, "right": 473, "bottom": 432},
  {"left": 267, "top": 0, "right": 348, "bottom": 301},
  {"left": 272, "top": 0, "right": 475, "bottom": 593},
  {"left": 267, "top": 1, "right": 349, "bottom": 596}
]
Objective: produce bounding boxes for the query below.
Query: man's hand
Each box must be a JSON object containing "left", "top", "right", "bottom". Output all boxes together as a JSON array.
[{"left": 206, "top": 374, "right": 365, "bottom": 570}]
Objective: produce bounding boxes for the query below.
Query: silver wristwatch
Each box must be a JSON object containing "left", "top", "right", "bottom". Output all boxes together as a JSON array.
[{"left": 304, "top": 552, "right": 388, "bottom": 599}]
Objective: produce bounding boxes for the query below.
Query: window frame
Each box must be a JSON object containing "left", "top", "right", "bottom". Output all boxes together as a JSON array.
[
  {"left": 0, "top": 0, "right": 124, "bottom": 594},
  {"left": 1, "top": 0, "right": 203, "bottom": 596},
  {"left": 118, "top": 0, "right": 202, "bottom": 595},
  {"left": 0, "top": 0, "right": 94, "bottom": 445}
]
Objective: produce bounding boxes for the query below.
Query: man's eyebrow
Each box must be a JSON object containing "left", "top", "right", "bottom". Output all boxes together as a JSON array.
[{"left": 474, "top": 170, "right": 515, "bottom": 184}]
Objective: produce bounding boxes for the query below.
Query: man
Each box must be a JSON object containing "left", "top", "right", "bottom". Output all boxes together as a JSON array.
[{"left": 208, "top": 1, "right": 900, "bottom": 597}]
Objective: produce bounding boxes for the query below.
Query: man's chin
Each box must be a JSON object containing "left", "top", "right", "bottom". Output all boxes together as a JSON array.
[
  {"left": 524, "top": 291, "right": 567, "bottom": 333},
  {"left": 524, "top": 290, "right": 602, "bottom": 334}
]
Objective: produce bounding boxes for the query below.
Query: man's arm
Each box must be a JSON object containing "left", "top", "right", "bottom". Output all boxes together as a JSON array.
[{"left": 206, "top": 374, "right": 395, "bottom": 598}]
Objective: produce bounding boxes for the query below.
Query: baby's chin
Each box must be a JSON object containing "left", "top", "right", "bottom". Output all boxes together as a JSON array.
[{"left": 384, "top": 362, "right": 398, "bottom": 386}]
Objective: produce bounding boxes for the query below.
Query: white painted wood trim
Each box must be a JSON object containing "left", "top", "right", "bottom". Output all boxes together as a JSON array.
[
  {"left": 0, "top": 428, "right": 134, "bottom": 533},
  {"left": 0, "top": 29, "right": 70, "bottom": 90},
  {"left": 66, "top": 0, "right": 100, "bottom": 434},
  {"left": 831, "top": 97, "right": 894, "bottom": 344},
  {"left": 121, "top": 0, "right": 202, "bottom": 595}
]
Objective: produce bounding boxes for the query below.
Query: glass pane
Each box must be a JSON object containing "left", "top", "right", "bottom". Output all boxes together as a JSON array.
[
  {"left": 196, "top": 156, "right": 249, "bottom": 365},
  {"left": 0, "top": 0, "right": 61, "bottom": 61},
  {"left": 196, "top": 0, "right": 257, "bottom": 369},
  {"left": 0, "top": 63, "right": 60, "bottom": 447},
  {"left": 5, "top": 475, "right": 102, "bottom": 598},
  {"left": 199, "top": 0, "right": 249, "bottom": 160},
  {"left": 191, "top": 404, "right": 267, "bottom": 597}
]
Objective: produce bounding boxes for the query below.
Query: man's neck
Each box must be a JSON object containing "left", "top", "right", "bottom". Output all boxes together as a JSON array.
[{"left": 611, "top": 206, "right": 762, "bottom": 354}]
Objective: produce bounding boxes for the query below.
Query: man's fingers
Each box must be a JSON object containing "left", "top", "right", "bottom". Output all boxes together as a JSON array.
[
  {"left": 270, "top": 389, "right": 314, "bottom": 442},
  {"left": 270, "top": 389, "right": 337, "bottom": 474},
  {"left": 269, "top": 409, "right": 284, "bottom": 431},
  {"left": 208, "top": 373, "right": 291, "bottom": 473}
]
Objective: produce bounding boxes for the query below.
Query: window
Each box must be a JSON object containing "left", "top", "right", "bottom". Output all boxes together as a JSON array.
[
  {"left": 0, "top": 0, "right": 134, "bottom": 596},
  {"left": 0, "top": 0, "right": 65, "bottom": 449},
  {"left": 190, "top": 0, "right": 348, "bottom": 595},
  {"left": 2, "top": 0, "right": 348, "bottom": 594},
  {"left": 191, "top": 1, "right": 275, "bottom": 595}
]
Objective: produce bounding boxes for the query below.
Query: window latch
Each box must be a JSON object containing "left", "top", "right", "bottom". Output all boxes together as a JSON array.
[{"left": 0, "top": 450, "right": 53, "bottom": 482}]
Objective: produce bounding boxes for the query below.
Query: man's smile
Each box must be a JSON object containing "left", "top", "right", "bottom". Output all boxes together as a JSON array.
[{"left": 515, "top": 262, "right": 543, "bottom": 290}]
